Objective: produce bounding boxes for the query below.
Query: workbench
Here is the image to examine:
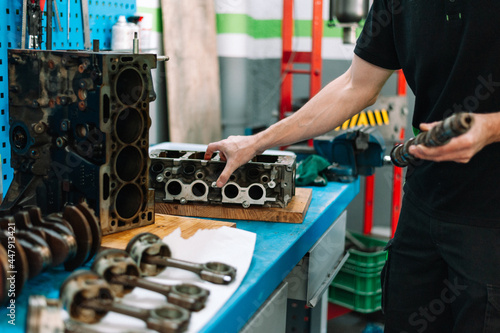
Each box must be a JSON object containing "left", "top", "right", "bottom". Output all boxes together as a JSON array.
[{"left": 0, "top": 179, "right": 359, "bottom": 332}]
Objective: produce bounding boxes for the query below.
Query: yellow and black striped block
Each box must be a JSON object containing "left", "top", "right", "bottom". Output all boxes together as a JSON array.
[{"left": 335, "top": 109, "right": 389, "bottom": 130}]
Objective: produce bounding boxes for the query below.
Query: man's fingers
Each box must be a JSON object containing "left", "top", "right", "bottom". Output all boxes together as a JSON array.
[
  {"left": 409, "top": 141, "right": 473, "bottom": 163},
  {"left": 216, "top": 162, "right": 238, "bottom": 187},
  {"left": 410, "top": 143, "right": 454, "bottom": 159},
  {"left": 205, "top": 142, "right": 220, "bottom": 160},
  {"left": 216, "top": 175, "right": 228, "bottom": 188},
  {"left": 419, "top": 121, "right": 440, "bottom": 132}
]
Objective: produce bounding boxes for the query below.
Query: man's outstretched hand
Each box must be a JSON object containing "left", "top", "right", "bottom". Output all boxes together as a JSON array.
[{"left": 205, "top": 135, "right": 263, "bottom": 188}]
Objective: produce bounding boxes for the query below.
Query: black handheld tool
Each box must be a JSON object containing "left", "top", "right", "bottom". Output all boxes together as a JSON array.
[
  {"left": 390, "top": 112, "right": 475, "bottom": 167},
  {"left": 27, "top": 0, "right": 43, "bottom": 49}
]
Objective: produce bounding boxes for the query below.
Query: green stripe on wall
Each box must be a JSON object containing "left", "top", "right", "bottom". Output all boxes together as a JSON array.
[
  {"left": 216, "top": 14, "right": 282, "bottom": 38},
  {"left": 216, "top": 13, "right": 358, "bottom": 38},
  {"left": 137, "top": 7, "right": 163, "bottom": 32}
]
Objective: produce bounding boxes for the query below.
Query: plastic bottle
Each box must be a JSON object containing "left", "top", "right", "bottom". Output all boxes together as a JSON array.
[{"left": 112, "top": 15, "right": 132, "bottom": 51}]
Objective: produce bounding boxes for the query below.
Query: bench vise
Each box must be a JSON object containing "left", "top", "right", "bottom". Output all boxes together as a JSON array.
[{"left": 313, "top": 127, "right": 386, "bottom": 182}]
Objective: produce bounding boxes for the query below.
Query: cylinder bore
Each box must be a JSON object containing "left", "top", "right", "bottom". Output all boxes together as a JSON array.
[
  {"left": 182, "top": 164, "right": 196, "bottom": 176},
  {"left": 223, "top": 184, "right": 239, "bottom": 199},
  {"left": 246, "top": 168, "right": 260, "bottom": 181},
  {"left": 191, "top": 182, "right": 207, "bottom": 197},
  {"left": 167, "top": 180, "right": 183, "bottom": 196},
  {"left": 115, "top": 108, "right": 143, "bottom": 144},
  {"left": 248, "top": 184, "right": 265, "bottom": 201},
  {"left": 115, "top": 68, "right": 144, "bottom": 105},
  {"left": 150, "top": 162, "right": 164, "bottom": 174},
  {"left": 115, "top": 184, "right": 142, "bottom": 220},
  {"left": 115, "top": 146, "right": 143, "bottom": 182}
]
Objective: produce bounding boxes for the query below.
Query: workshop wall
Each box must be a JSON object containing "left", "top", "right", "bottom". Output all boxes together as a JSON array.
[
  {"left": 161, "top": 0, "right": 222, "bottom": 144},
  {"left": 136, "top": 0, "right": 168, "bottom": 145},
  {"left": 215, "top": 0, "right": 363, "bottom": 137}
]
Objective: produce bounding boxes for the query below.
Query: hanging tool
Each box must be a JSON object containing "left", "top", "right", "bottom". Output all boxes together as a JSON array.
[
  {"left": 27, "top": 0, "right": 43, "bottom": 49},
  {"left": 67, "top": 0, "right": 70, "bottom": 41},
  {"left": 46, "top": 0, "right": 52, "bottom": 49},
  {"left": 21, "top": 0, "right": 27, "bottom": 48},
  {"left": 390, "top": 112, "right": 474, "bottom": 167},
  {"left": 81, "top": 0, "right": 91, "bottom": 50},
  {"left": 52, "top": 0, "right": 63, "bottom": 32}
]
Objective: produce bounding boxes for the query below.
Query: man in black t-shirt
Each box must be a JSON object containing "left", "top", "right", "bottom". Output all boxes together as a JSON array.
[{"left": 206, "top": 1, "right": 500, "bottom": 331}]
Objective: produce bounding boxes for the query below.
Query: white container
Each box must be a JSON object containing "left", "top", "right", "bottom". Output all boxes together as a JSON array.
[{"left": 112, "top": 15, "right": 134, "bottom": 51}]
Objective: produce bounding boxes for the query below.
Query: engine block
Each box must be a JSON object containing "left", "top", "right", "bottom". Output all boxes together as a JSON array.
[
  {"left": 5, "top": 49, "right": 156, "bottom": 235},
  {"left": 149, "top": 149, "right": 296, "bottom": 208}
]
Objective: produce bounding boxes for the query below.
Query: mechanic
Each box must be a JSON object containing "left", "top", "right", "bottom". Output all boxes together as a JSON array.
[{"left": 205, "top": 1, "right": 500, "bottom": 332}]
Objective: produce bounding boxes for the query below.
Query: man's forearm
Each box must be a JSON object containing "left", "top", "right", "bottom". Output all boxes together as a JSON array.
[
  {"left": 205, "top": 55, "right": 394, "bottom": 187},
  {"left": 254, "top": 69, "right": 383, "bottom": 151}
]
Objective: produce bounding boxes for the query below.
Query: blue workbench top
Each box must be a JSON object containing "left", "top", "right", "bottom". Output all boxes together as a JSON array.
[{"left": 0, "top": 179, "right": 359, "bottom": 332}]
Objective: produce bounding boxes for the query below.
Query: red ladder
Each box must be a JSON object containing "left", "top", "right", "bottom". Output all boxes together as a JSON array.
[{"left": 279, "top": 0, "right": 323, "bottom": 146}]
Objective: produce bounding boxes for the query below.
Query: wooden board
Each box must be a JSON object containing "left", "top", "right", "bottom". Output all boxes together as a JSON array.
[
  {"left": 162, "top": 0, "right": 221, "bottom": 143},
  {"left": 155, "top": 188, "right": 313, "bottom": 223},
  {"left": 101, "top": 214, "right": 235, "bottom": 250}
]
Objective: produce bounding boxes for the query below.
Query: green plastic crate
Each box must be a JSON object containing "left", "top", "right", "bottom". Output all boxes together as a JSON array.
[
  {"left": 332, "top": 266, "right": 382, "bottom": 294},
  {"left": 345, "top": 232, "right": 388, "bottom": 268},
  {"left": 328, "top": 286, "right": 382, "bottom": 313},
  {"left": 342, "top": 262, "right": 385, "bottom": 274}
]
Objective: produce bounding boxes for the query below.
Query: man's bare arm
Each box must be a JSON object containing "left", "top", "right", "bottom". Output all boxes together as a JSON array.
[{"left": 206, "top": 55, "right": 394, "bottom": 187}]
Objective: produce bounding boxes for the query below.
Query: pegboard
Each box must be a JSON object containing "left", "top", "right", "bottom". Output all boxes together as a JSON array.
[{"left": 0, "top": 0, "right": 137, "bottom": 195}]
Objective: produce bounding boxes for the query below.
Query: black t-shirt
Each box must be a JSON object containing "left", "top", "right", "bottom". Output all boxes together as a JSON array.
[{"left": 354, "top": 0, "right": 500, "bottom": 226}]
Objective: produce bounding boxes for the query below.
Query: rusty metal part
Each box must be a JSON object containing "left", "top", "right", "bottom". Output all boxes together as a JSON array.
[
  {"left": 60, "top": 270, "right": 112, "bottom": 324},
  {"left": 15, "top": 210, "right": 71, "bottom": 267},
  {"left": 92, "top": 249, "right": 140, "bottom": 297},
  {"left": 0, "top": 203, "right": 102, "bottom": 304},
  {"left": 10, "top": 204, "right": 96, "bottom": 271},
  {"left": 0, "top": 245, "right": 8, "bottom": 305},
  {"left": 25, "top": 295, "right": 65, "bottom": 333},
  {"left": 150, "top": 149, "right": 296, "bottom": 208},
  {"left": 43, "top": 213, "right": 91, "bottom": 271},
  {"left": 5, "top": 49, "right": 157, "bottom": 235},
  {"left": 92, "top": 249, "right": 209, "bottom": 311},
  {"left": 27, "top": 207, "right": 78, "bottom": 267},
  {"left": 25, "top": 295, "right": 150, "bottom": 333},
  {"left": 126, "top": 233, "right": 237, "bottom": 284},
  {"left": 60, "top": 270, "right": 191, "bottom": 333},
  {"left": 390, "top": 112, "right": 475, "bottom": 167},
  {"left": 62, "top": 204, "right": 101, "bottom": 270},
  {"left": 45, "top": 213, "right": 74, "bottom": 236},
  {"left": 61, "top": 205, "right": 93, "bottom": 270},
  {"left": 75, "top": 203, "right": 102, "bottom": 262},
  {"left": 16, "top": 230, "right": 52, "bottom": 278},
  {"left": 0, "top": 230, "right": 29, "bottom": 299}
]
